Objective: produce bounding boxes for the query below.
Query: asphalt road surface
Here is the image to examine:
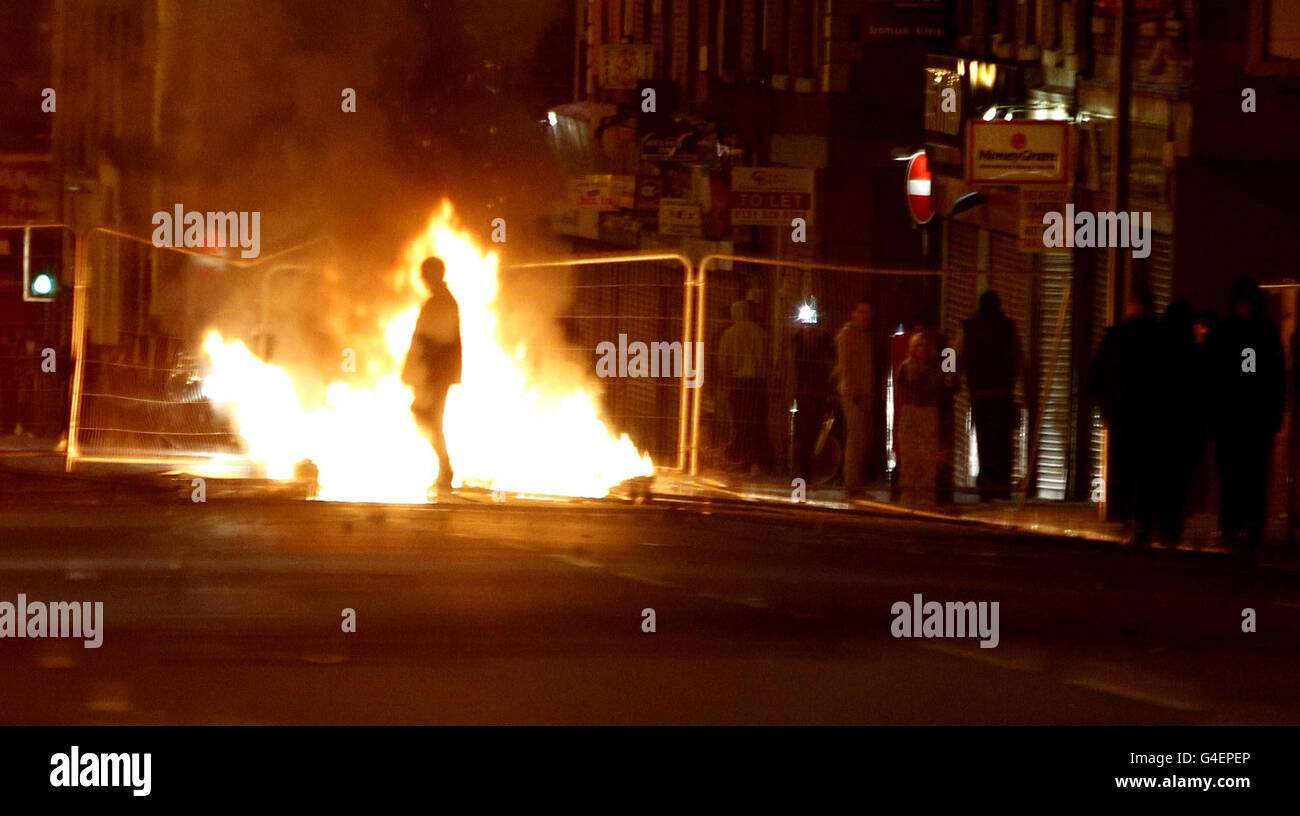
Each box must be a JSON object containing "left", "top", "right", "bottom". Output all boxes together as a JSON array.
[{"left": 2, "top": 480, "right": 1298, "bottom": 725}]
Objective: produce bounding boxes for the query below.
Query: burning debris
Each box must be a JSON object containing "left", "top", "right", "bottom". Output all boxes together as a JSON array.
[{"left": 200, "top": 202, "right": 652, "bottom": 502}]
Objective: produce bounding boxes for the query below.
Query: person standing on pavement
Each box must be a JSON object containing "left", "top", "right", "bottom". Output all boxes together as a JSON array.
[
  {"left": 1153, "top": 300, "right": 1203, "bottom": 546},
  {"left": 718, "top": 299, "right": 772, "bottom": 476},
  {"left": 894, "top": 330, "right": 944, "bottom": 506},
  {"left": 1090, "top": 291, "right": 1161, "bottom": 544},
  {"left": 960, "top": 291, "right": 1022, "bottom": 501},
  {"left": 834, "top": 298, "right": 881, "bottom": 499},
  {"left": 1213, "top": 278, "right": 1284, "bottom": 553},
  {"left": 402, "top": 257, "right": 462, "bottom": 495}
]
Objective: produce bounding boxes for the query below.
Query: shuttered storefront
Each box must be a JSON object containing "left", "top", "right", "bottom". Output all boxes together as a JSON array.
[
  {"left": 944, "top": 220, "right": 980, "bottom": 488},
  {"left": 947, "top": 228, "right": 1076, "bottom": 498},
  {"left": 988, "top": 232, "right": 1034, "bottom": 487},
  {"left": 1147, "top": 231, "right": 1174, "bottom": 314},
  {"left": 1089, "top": 246, "right": 1110, "bottom": 498},
  {"left": 1034, "top": 251, "right": 1074, "bottom": 499}
]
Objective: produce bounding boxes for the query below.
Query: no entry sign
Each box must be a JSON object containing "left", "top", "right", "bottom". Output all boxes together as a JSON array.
[{"left": 905, "top": 152, "right": 932, "bottom": 224}]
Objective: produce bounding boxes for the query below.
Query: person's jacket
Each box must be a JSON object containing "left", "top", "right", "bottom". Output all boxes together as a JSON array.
[
  {"left": 834, "top": 322, "right": 878, "bottom": 405},
  {"left": 1214, "top": 314, "right": 1285, "bottom": 436},
  {"left": 961, "top": 309, "right": 1021, "bottom": 400},
  {"left": 1089, "top": 316, "right": 1160, "bottom": 429},
  {"left": 403, "top": 289, "right": 462, "bottom": 388},
  {"left": 717, "top": 301, "right": 766, "bottom": 379}
]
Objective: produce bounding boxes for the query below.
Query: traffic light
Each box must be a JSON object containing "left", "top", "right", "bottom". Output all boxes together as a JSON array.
[
  {"left": 24, "top": 264, "right": 58, "bottom": 302},
  {"left": 21, "top": 225, "right": 60, "bottom": 302}
]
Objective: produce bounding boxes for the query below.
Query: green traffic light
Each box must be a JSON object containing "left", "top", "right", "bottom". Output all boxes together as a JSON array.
[{"left": 31, "top": 273, "right": 55, "bottom": 297}]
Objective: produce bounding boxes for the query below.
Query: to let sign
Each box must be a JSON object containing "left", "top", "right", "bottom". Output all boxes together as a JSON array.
[{"left": 730, "top": 167, "right": 815, "bottom": 226}]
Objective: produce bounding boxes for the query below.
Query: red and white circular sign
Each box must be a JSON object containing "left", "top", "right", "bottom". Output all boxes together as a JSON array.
[{"left": 905, "top": 152, "right": 932, "bottom": 225}]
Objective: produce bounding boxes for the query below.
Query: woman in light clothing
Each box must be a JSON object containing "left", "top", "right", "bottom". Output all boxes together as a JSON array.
[{"left": 894, "top": 331, "right": 943, "bottom": 506}]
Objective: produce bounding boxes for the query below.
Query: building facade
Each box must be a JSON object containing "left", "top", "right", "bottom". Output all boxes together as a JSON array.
[
  {"left": 559, "top": 0, "right": 1300, "bottom": 517},
  {"left": 927, "top": 0, "right": 1300, "bottom": 506}
]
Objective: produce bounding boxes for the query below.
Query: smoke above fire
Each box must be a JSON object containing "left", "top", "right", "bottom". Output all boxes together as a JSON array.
[{"left": 148, "top": 0, "right": 577, "bottom": 361}]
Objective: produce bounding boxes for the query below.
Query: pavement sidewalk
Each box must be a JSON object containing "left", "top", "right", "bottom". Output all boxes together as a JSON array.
[
  {"left": 652, "top": 470, "right": 1121, "bottom": 538},
  {"left": 1, "top": 440, "right": 1282, "bottom": 561},
  {"left": 647, "top": 470, "right": 1278, "bottom": 558}
]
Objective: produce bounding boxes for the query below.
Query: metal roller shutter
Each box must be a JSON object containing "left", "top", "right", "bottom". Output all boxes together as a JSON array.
[
  {"left": 1147, "top": 231, "right": 1174, "bottom": 315},
  {"left": 1089, "top": 246, "right": 1110, "bottom": 496},
  {"left": 945, "top": 220, "right": 980, "bottom": 489},
  {"left": 988, "top": 232, "right": 1033, "bottom": 486},
  {"left": 1034, "top": 251, "right": 1074, "bottom": 500}
]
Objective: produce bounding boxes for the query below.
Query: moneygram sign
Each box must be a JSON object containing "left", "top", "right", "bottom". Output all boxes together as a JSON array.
[
  {"left": 966, "top": 121, "right": 1070, "bottom": 185},
  {"left": 730, "top": 167, "right": 815, "bottom": 226}
]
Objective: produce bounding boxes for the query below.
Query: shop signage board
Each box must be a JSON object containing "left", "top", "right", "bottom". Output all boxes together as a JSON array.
[
  {"left": 966, "top": 121, "right": 1071, "bottom": 185},
  {"left": 729, "top": 167, "right": 815, "bottom": 226}
]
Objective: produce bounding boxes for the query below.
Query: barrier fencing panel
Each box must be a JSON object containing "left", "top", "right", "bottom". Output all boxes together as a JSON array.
[
  {"left": 67, "top": 227, "right": 331, "bottom": 469},
  {"left": 692, "top": 255, "right": 947, "bottom": 481},
  {"left": 692, "top": 254, "right": 1072, "bottom": 501},
  {"left": 508, "top": 253, "right": 694, "bottom": 472},
  {"left": 0, "top": 225, "right": 75, "bottom": 441}
]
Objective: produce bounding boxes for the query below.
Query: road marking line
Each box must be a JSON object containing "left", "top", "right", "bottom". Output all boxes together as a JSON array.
[
  {"left": 546, "top": 554, "right": 603, "bottom": 569},
  {"left": 1062, "top": 677, "right": 1205, "bottom": 712},
  {"left": 692, "top": 590, "right": 771, "bottom": 610},
  {"left": 85, "top": 683, "right": 133, "bottom": 714},
  {"left": 36, "top": 653, "right": 77, "bottom": 669},
  {"left": 920, "top": 642, "right": 1037, "bottom": 672},
  {"left": 612, "top": 571, "right": 679, "bottom": 588}
]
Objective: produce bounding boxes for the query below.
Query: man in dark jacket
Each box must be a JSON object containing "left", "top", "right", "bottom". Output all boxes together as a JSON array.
[
  {"left": 1090, "top": 291, "right": 1161, "bottom": 539},
  {"left": 1153, "top": 300, "right": 1205, "bottom": 546},
  {"left": 1214, "top": 278, "right": 1284, "bottom": 551},
  {"left": 961, "top": 291, "right": 1022, "bottom": 501},
  {"left": 402, "top": 257, "right": 462, "bottom": 493}
]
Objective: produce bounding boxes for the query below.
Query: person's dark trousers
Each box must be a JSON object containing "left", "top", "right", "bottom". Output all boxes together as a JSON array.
[
  {"left": 1132, "top": 437, "right": 1163, "bottom": 543},
  {"left": 414, "top": 381, "right": 454, "bottom": 487},
  {"left": 792, "top": 394, "right": 825, "bottom": 483},
  {"left": 1217, "top": 427, "right": 1273, "bottom": 548},
  {"left": 729, "top": 377, "right": 771, "bottom": 470},
  {"left": 1156, "top": 452, "right": 1192, "bottom": 544},
  {"left": 1105, "top": 424, "right": 1142, "bottom": 523},
  {"left": 1157, "top": 432, "right": 1202, "bottom": 545},
  {"left": 972, "top": 396, "right": 1015, "bottom": 499}
]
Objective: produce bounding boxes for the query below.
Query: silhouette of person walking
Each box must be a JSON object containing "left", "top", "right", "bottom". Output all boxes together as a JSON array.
[
  {"left": 402, "top": 257, "right": 462, "bottom": 494},
  {"left": 1213, "top": 278, "right": 1284, "bottom": 552},
  {"left": 961, "top": 291, "right": 1022, "bottom": 501},
  {"left": 1150, "top": 300, "right": 1205, "bottom": 546},
  {"left": 1091, "top": 291, "right": 1161, "bottom": 542}
]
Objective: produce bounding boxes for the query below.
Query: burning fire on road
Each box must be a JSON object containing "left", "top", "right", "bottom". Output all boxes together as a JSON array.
[{"left": 199, "top": 201, "right": 653, "bottom": 502}]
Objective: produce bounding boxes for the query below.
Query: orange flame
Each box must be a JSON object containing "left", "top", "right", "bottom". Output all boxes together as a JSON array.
[{"left": 201, "top": 201, "right": 652, "bottom": 501}]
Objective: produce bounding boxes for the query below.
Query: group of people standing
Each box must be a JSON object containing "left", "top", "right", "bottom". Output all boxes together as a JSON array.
[
  {"left": 702, "top": 278, "right": 1290, "bottom": 551},
  {"left": 827, "top": 291, "right": 1023, "bottom": 506},
  {"left": 1091, "top": 279, "right": 1285, "bottom": 551}
]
